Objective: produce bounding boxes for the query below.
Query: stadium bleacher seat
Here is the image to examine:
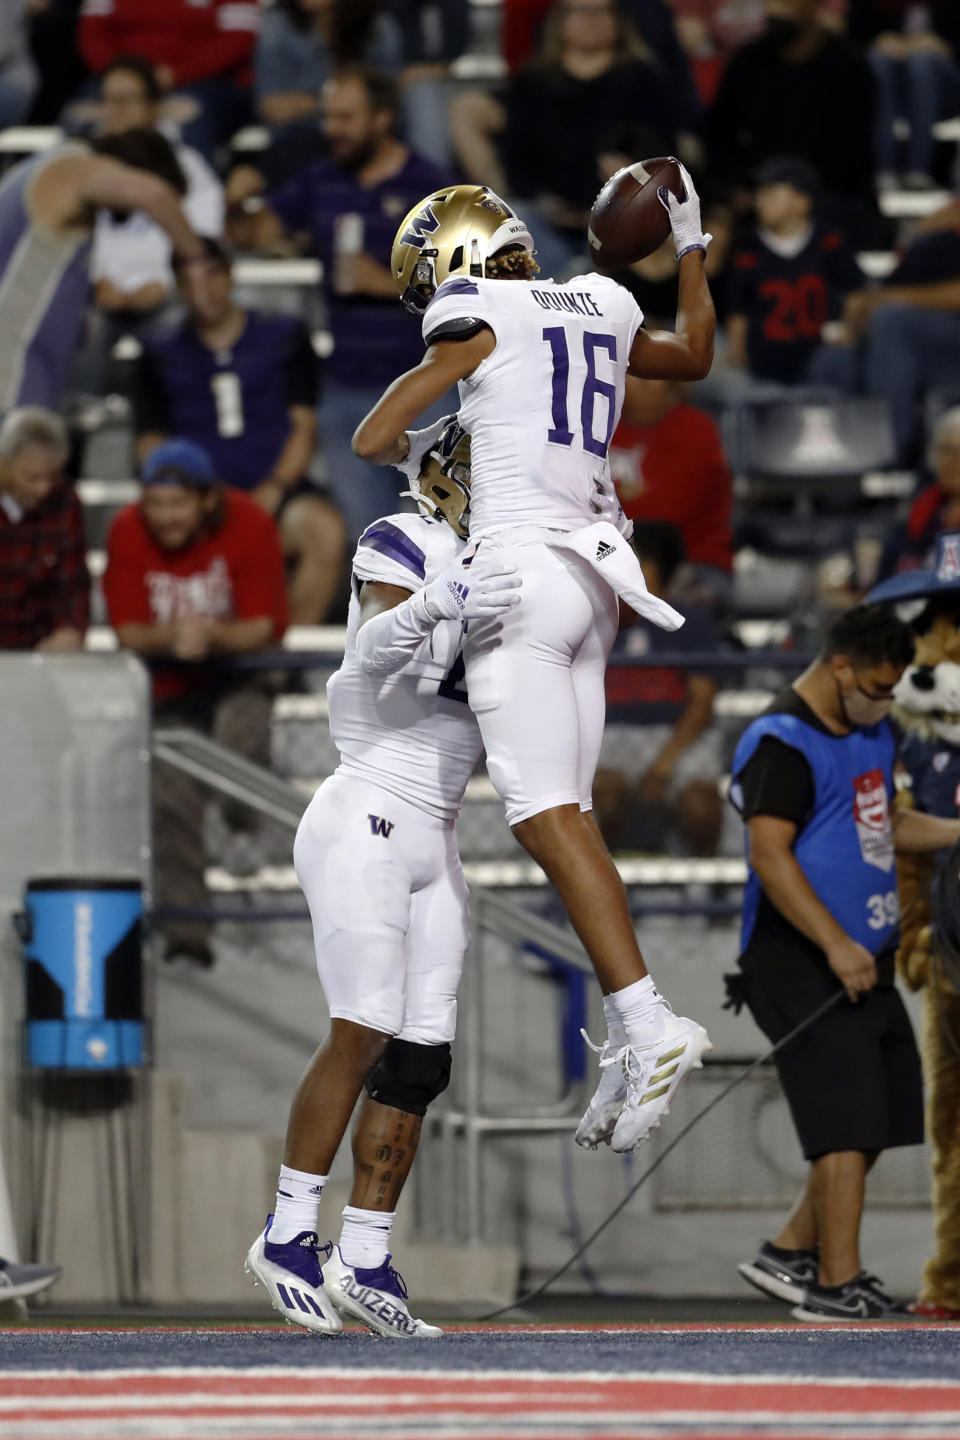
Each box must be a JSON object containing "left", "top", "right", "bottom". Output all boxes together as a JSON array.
[{"left": 739, "top": 398, "right": 897, "bottom": 483}]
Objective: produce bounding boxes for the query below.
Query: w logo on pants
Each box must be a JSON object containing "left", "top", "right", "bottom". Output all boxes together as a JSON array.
[{"left": 368, "top": 814, "right": 395, "bottom": 839}]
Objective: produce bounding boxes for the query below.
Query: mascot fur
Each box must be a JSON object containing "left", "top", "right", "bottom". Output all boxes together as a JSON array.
[{"left": 894, "top": 609, "right": 960, "bottom": 1315}]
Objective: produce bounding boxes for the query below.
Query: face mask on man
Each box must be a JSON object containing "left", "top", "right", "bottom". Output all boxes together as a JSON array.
[{"left": 835, "top": 679, "right": 894, "bottom": 730}]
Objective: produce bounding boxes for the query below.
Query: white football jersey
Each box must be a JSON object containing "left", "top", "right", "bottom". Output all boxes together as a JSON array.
[
  {"left": 422, "top": 272, "right": 643, "bottom": 538},
  {"left": 326, "top": 511, "right": 482, "bottom": 822}
]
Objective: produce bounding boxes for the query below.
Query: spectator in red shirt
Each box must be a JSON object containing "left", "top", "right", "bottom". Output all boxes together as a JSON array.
[
  {"left": 0, "top": 407, "right": 88, "bottom": 652},
  {"left": 611, "top": 378, "right": 734, "bottom": 610},
  {"left": 594, "top": 521, "right": 725, "bottom": 857},
  {"left": 103, "top": 438, "right": 288, "bottom": 968},
  {"left": 78, "top": 0, "right": 259, "bottom": 159}
]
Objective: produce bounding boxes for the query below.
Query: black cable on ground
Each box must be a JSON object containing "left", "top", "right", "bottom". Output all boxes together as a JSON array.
[{"left": 477, "top": 988, "right": 846, "bottom": 1323}]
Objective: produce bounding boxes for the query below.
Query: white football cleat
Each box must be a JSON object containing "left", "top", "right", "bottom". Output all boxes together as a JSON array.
[
  {"left": 610, "top": 1011, "right": 711, "bottom": 1152},
  {"left": 244, "top": 1216, "right": 343, "bottom": 1335},
  {"left": 323, "top": 1245, "right": 443, "bottom": 1339},
  {"left": 575, "top": 1031, "right": 627, "bottom": 1149}
]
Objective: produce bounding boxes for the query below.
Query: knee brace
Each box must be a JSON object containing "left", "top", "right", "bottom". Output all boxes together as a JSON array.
[{"left": 364, "top": 1038, "right": 452, "bottom": 1117}]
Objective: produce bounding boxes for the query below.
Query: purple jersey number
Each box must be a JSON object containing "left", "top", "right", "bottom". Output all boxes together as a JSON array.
[{"left": 542, "top": 328, "right": 618, "bottom": 459}]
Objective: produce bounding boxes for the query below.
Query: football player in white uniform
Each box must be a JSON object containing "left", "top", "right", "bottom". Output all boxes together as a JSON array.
[
  {"left": 352, "top": 175, "right": 716, "bottom": 1155},
  {"left": 246, "top": 426, "right": 519, "bottom": 1338}
]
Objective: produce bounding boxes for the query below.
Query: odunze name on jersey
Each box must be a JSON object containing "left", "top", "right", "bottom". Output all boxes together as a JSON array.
[{"left": 530, "top": 289, "right": 605, "bottom": 318}]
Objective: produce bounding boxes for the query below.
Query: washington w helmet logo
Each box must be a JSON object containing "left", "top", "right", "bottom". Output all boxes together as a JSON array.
[
  {"left": 400, "top": 202, "right": 441, "bottom": 250},
  {"left": 368, "top": 814, "right": 395, "bottom": 839}
]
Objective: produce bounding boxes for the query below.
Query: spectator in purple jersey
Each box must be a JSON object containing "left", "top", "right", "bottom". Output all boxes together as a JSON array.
[
  {"left": 226, "top": 65, "right": 455, "bottom": 540},
  {"left": 131, "top": 239, "right": 345, "bottom": 624}
]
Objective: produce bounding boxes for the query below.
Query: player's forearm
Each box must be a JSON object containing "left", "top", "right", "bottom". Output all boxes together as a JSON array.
[
  {"left": 356, "top": 588, "right": 439, "bottom": 675},
  {"left": 354, "top": 337, "right": 492, "bottom": 463},
  {"left": 353, "top": 370, "right": 448, "bottom": 463},
  {"left": 674, "top": 252, "right": 715, "bottom": 377},
  {"left": 750, "top": 846, "right": 849, "bottom": 954},
  {"left": 893, "top": 808, "right": 960, "bottom": 854}
]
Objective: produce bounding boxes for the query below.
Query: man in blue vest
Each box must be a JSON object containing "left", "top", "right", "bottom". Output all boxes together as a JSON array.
[{"left": 729, "top": 603, "right": 960, "bottom": 1321}]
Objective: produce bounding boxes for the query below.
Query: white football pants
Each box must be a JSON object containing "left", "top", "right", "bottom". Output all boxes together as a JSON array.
[
  {"left": 464, "top": 535, "right": 619, "bottom": 826},
  {"left": 293, "top": 773, "right": 468, "bottom": 1042}
]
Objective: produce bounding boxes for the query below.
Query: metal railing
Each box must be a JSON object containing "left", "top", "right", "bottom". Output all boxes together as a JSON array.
[{"left": 430, "top": 888, "right": 595, "bottom": 1245}]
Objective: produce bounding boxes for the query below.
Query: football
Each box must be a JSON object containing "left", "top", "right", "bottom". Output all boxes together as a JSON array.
[{"left": 587, "top": 157, "right": 683, "bottom": 269}]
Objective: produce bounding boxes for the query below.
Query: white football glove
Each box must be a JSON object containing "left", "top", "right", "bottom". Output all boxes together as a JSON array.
[
  {"left": 394, "top": 414, "right": 457, "bottom": 482},
  {"left": 591, "top": 474, "right": 633, "bottom": 540},
  {"left": 657, "top": 161, "right": 712, "bottom": 261},
  {"left": 422, "top": 556, "right": 521, "bottom": 622}
]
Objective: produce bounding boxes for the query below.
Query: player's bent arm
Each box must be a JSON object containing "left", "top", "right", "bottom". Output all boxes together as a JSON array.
[
  {"left": 352, "top": 331, "right": 495, "bottom": 464},
  {"left": 893, "top": 808, "right": 960, "bottom": 853},
  {"left": 628, "top": 252, "right": 715, "bottom": 382},
  {"left": 355, "top": 558, "right": 521, "bottom": 675},
  {"left": 355, "top": 580, "right": 433, "bottom": 676}
]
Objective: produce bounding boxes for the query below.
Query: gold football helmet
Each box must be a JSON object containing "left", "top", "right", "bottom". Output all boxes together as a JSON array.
[
  {"left": 413, "top": 418, "right": 472, "bottom": 538},
  {"left": 392, "top": 185, "right": 535, "bottom": 316}
]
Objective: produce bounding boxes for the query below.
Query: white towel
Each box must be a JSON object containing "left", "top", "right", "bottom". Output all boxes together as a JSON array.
[{"left": 550, "top": 522, "right": 685, "bottom": 633}]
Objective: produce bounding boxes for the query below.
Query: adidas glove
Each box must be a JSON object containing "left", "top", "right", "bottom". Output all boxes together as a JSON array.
[
  {"left": 591, "top": 474, "right": 634, "bottom": 541},
  {"left": 422, "top": 555, "right": 521, "bottom": 622},
  {"left": 657, "top": 162, "right": 712, "bottom": 262},
  {"left": 356, "top": 557, "right": 520, "bottom": 675},
  {"left": 394, "top": 414, "right": 457, "bottom": 482}
]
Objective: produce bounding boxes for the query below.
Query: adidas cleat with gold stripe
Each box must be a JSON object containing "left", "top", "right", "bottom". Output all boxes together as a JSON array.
[
  {"left": 575, "top": 1033, "right": 628, "bottom": 1149},
  {"left": 609, "top": 1011, "right": 711, "bottom": 1152}
]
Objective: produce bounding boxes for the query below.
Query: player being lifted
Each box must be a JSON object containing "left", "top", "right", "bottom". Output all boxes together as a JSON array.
[
  {"left": 246, "top": 426, "right": 520, "bottom": 1338},
  {"left": 353, "top": 172, "right": 716, "bottom": 1153}
]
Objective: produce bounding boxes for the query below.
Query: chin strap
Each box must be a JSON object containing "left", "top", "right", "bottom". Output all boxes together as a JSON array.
[{"left": 398, "top": 487, "right": 440, "bottom": 521}]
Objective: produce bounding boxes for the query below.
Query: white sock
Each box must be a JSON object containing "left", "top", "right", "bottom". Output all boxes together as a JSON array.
[
  {"left": 609, "top": 976, "right": 666, "bottom": 1047},
  {"left": 339, "top": 1205, "right": 396, "bottom": 1271},
  {"left": 271, "top": 1165, "right": 326, "bottom": 1243},
  {"left": 602, "top": 993, "right": 628, "bottom": 1050}
]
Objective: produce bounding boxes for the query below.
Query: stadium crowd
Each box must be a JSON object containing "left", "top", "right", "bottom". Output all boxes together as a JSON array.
[{"left": 0, "top": 0, "right": 958, "bottom": 885}]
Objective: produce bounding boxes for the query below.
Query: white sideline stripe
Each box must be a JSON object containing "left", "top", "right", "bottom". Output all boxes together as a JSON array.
[
  {"left": 205, "top": 856, "right": 749, "bottom": 891},
  {"left": 4, "top": 1424, "right": 960, "bottom": 1440},
  {"left": 5, "top": 1359, "right": 958, "bottom": 1386},
  {"left": 274, "top": 691, "right": 775, "bottom": 723},
  {"left": 4, "top": 1399, "right": 960, "bottom": 1427}
]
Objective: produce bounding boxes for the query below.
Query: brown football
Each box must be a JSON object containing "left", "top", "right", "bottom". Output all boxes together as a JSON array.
[{"left": 587, "top": 157, "right": 683, "bottom": 269}]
